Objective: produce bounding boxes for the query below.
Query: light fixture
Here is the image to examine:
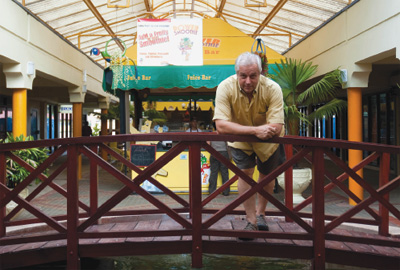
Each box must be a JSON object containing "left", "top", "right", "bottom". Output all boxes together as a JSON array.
[
  {"left": 340, "top": 69, "right": 348, "bottom": 83},
  {"left": 107, "top": 0, "right": 130, "bottom": 8},
  {"left": 251, "top": 36, "right": 265, "bottom": 54},
  {"left": 27, "top": 61, "right": 35, "bottom": 76},
  {"left": 83, "top": 69, "right": 87, "bottom": 83},
  {"left": 244, "top": 0, "right": 267, "bottom": 7}
]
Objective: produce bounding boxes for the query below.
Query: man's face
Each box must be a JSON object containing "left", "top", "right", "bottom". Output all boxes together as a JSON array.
[
  {"left": 190, "top": 119, "right": 198, "bottom": 128},
  {"left": 237, "top": 64, "right": 260, "bottom": 94}
]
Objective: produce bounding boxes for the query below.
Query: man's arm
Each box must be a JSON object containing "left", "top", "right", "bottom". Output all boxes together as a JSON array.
[{"left": 215, "top": 119, "right": 282, "bottom": 140}]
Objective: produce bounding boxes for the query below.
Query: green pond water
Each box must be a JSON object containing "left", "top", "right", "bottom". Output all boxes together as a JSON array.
[
  {"left": 112, "top": 254, "right": 308, "bottom": 270},
  {"left": 109, "top": 254, "right": 367, "bottom": 270},
  {"left": 16, "top": 254, "right": 369, "bottom": 269}
]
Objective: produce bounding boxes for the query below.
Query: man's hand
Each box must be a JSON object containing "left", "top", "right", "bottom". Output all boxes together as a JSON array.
[
  {"left": 254, "top": 124, "right": 278, "bottom": 140},
  {"left": 215, "top": 120, "right": 283, "bottom": 139}
]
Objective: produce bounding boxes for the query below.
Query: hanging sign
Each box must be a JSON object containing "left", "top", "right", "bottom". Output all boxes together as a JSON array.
[
  {"left": 102, "top": 64, "right": 237, "bottom": 91},
  {"left": 137, "top": 18, "right": 203, "bottom": 66},
  {"left": 60, "top": 105, "right": 72, "bottom": 114}
]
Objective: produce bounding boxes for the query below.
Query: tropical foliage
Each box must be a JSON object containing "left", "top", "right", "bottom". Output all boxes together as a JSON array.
[
  {"left": 91, "top": 103, "right": 135, "bottom": 121},
  {"left": 91, "top": 123, "right": 101, "bottom": 136},
  {"left": 271, "top": 58, "right": 347, "bottom": 135},
  {"left": 144, "top": 108, "right": 168, "bottom": 126},
  {"left": 1, "top": 133, "right": 49, "bottom": 187}
]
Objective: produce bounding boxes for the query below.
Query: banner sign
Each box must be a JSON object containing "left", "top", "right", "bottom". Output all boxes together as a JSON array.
[
  {"left": 103, "top": 65, "right": 236, "bottom": 92},
  {"left": 137, "top": 18, "right": 203, "bottom": 66}
]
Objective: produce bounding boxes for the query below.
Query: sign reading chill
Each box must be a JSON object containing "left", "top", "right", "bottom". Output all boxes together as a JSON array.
[{"left": 137, "top": 18, "right": 203, "bottom": 66}]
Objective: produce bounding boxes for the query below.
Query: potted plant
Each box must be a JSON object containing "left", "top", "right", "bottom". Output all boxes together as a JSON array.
[
  {"left": 271, "top": 58, "right": 346, "bottom": 203},
  {"left": 2, "top": 133, "right": 49, "bottom": 187},
  {"left": 1, "top": 133, "right": 49, "bottom": 216}
]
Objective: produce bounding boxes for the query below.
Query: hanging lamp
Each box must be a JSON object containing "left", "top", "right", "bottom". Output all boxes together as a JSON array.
[{"left": 251, "top": 37, "right": 268, "bottom": 76}]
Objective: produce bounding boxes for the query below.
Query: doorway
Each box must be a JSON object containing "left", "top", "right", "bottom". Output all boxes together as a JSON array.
[{"left": 30, "top": 108, "right": 39, "bottom": 140}]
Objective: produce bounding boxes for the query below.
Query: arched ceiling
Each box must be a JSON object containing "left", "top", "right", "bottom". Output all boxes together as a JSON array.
[{"left": 15, "top": 0, "right": 356, "bottom": 65}]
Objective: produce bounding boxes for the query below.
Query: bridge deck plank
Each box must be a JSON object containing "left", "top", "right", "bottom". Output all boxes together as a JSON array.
[
  {"left": 126, "top": 218, "right": 162, "bottom": 242},
  {"left": 1, "top": 214, "right": 399, "bottom": 269}
]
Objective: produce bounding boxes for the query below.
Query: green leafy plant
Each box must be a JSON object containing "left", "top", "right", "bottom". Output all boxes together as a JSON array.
[
  {"left": 1, "top": 133, "right": 49, "bottom": 187},
  {"left": 90, "top": 103, "right": 135, "bottom": 121},
  {"left": 144, "top": 109, "right": 167, "bottom": 126},
  {"left": 92, "top": 123, "right": 100, "bottom": 136},
  {"left": 271, "top": 58, "right": 347, "bottom": 135}
]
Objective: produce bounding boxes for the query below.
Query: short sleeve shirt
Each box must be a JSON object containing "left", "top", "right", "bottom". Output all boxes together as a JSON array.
[{"left": 213, "top": 74, "right": 284, "bottom": 162}]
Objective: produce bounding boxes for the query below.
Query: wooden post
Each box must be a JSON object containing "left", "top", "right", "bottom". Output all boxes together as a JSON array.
[
  {"left": 189, "top": 142, "right": 203, "bottom": 268},
  {"left": 312, "top": 147, "right": 325, "bottom": 270},
  {"left": 101, "top": 109, "right": 108, "bottom": 160},
  {"left": 73, "top": 103, "right": 83, "bottom": 180},
  {"left": 379, "top": 153, "right": 390, "bottom": 236},
  {"left": 90, "top": 145, "right": 99, "bottom": 217},
  {"left": 284, "top": 144, "right": 293, "bottom": 222},
  {"left": 0, "top": 153, "right": 6, "bottom": 237},
  {"left": 67, "top": 145, "right": 80, "bottom": 269}
]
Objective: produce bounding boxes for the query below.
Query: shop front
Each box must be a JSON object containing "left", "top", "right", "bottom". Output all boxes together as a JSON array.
[{"left": 103, "top": 18, "right": 284, "bottom": 193}]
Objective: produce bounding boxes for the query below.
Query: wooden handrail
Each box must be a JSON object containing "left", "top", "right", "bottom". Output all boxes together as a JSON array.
[
  {"left": 0, "top": 134, "right": 399, "bottom": 154},
  {"left": 0, "top": 134, "right": 399, "bottom": 270}
]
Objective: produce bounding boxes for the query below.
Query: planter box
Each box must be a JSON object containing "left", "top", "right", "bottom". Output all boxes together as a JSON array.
[{"left": 277, "top": 168, "right": 312, "bottom": 204}]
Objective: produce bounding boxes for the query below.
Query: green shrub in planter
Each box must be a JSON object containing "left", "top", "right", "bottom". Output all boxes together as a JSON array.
[{"left": 1, "top": 133, "right": 49, "bottom": 188}]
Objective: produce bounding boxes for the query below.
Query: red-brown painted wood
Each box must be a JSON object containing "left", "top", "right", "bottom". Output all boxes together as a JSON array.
[
  {"left": 0, "top": 134, "right": 399, "bottom": 270},
  {"left": 88, "top": 145, "right": 99, "bottom": 217},
  {"left": 312, "top": 148, "right": 326, "bottom": 269},
  {"left": 284, "top": 144, "right": 293, "bottom": 222},
  {"left": 67, "top": 145, "right": 80, "bottom": 270},
  {"left": 189, "top": 143, "right": 203, "bottom": 268},
  {"left": 0, "top": 152, "right": 6, "bottom": 237},
  {"left": 379, "top": 152, "right": 390, "bottom": 236}
]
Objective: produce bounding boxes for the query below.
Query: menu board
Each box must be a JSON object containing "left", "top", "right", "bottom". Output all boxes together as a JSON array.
[{"left": 130, "top": 144, "right": 156, "bottom": 167}]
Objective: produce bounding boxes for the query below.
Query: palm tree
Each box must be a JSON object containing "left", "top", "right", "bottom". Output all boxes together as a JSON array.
[{"left": 271, "top": 58, "right": 347, "bottom": 136}]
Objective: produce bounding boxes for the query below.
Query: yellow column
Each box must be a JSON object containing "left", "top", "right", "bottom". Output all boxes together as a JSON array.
[
  {"left": 347, "top": 87, "right": 363, "bottom": 205},
  {"left": 12, "top": 89, "right": 27, "bottom": 138},
  {"left": 101, "top": 108, "right": 108, "bottom": 160},
  {"left": 73, "top": 103, "right": 83, "bottom": 179}
]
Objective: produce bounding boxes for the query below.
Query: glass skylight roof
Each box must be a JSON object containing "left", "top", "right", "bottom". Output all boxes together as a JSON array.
[{"left": 15, "top": 0, "right": 355, "bottom": 65}]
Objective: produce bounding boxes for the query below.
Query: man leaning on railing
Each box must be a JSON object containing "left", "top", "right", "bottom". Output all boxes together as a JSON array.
[{"left": 213, "top": 52, "right": 285, "bottom": 240}]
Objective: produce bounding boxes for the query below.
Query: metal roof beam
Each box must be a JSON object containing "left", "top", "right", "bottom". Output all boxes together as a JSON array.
[
  {"left": 215, "top": 0, "right": 226, "bottom": 18},
  {"left": 252, "top": 0, "right": 288, "bottom": 37},
  {"left": 144, "top": 0, "right": 154, "bottom": 18},
  {"left": 82, "top": 0, "right": 124, "bottom": 51},
  {"left": 191, "top": 0, "right": 195, "bottom": 18}
]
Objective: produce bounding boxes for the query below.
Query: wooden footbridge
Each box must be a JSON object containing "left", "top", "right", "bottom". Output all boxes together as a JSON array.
[{"left": 1, "top": 134, "right": 399, "bottom": 269}]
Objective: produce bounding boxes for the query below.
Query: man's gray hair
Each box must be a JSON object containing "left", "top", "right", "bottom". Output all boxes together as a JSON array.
[{"left": 235, "top": 52, "right": 262, "bottom": 73}]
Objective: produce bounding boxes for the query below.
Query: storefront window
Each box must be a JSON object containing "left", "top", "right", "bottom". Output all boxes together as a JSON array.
[
  {"left": 379, "top": 93, "right": 387, "bottom": 144},
  {"left": 362, "top": 104, "right": 368, "bottom": 142},
  {"left": 363, "top": 92, "right": 397, "bottom": 171},
  {"left": 0, "top": 97, "right": 12, "bottom": 140},
  {"left": 370, "top": 95, "right": 378, "bottom": 143}
]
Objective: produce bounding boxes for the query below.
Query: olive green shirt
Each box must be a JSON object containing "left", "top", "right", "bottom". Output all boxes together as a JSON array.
[{"left": 213, "top": 74, "right": 284, "bottom": 162}]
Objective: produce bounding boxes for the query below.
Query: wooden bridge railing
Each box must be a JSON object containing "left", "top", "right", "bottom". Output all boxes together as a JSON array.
[{"left": 0, "top": 134, "right": 399, "bottom": 269}]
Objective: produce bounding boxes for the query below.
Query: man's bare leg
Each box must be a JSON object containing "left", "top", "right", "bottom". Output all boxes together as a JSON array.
[
  {"left": 256, "top": 172, "right": 275, "bottom": 216},
  {"left": 237, "top": 167, "right": 257, "bottom": 225}
]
